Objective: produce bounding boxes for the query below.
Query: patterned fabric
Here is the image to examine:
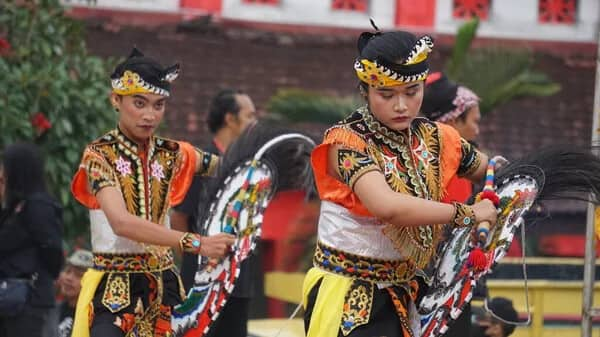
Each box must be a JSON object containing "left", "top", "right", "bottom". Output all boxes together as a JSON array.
[
  {"left": 337, "top": 149, "right": 380, "bottom": 188},
  {"left": 340, "top": 280, "right": 374, "bottom": 335},
  {"left": 178, "top": 232, "right": 202, "bottom": 254},
  {"left": 75, "top": 128, "right": 217, "bottom": 225},
  {"left": 112, "top": 70, "right": 174, "bottom": 97},
  {"left": 197, "top": 149, "right": 219, "bottom": 177},
  {"left": 452, "top": 202, "right": 476, "bottom": 228},
  {"left": 435, "top": 86, "right": 480, "bottom": 123},
  {"left": 354, "top": 36, "right": 434, "bottom": 88},
  {"left": 90, "top": 270, "right": 185, "bottom": 337},
  {"left": 323, "top": 107, "right": 481, "bottom": 270},
  {"left": 102, "top": 273, "right": 131, "bottom": 313},
  {"left": 386, "top": 282, "right": 419, "bottom": 337},
  {"left": 307, "top": 107, "right": 481, "bottom": 336},
  {"left": 314, "top": 241, "right": 416, "bottom": 284},
  {"left": 110, "top": 48, "right": 179, "bottom": 97},
  {"left": 458, "top": 138, "right": 481, "bottom": 177},
  {"left": 302, "top": 267, "right": 421, "bottom": 337},
  {"left": 93, "top": 252, "right": 175, "bottom": 273},
  {"left": 71, "top": 127, "right": 217, "bottom": 336}
]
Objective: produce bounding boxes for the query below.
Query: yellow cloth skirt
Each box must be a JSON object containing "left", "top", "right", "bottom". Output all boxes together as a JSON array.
[
  {"left": 71, "top": 269, "right": 105, "bottom": 337},
  {"left": 302, "top": 267, "right": 353, "bottom": 337}
]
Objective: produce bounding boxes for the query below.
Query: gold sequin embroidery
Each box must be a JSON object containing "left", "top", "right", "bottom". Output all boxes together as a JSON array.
[
  {"left": 102, "top": 273, "right": 131, "bottom": 313},
  {"left": 340, "top": 280, "right": 374, "bottom": 336}
]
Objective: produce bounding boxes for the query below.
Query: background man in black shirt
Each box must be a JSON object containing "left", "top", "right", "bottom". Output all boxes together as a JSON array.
[{"left": 171, "top": 88, "right": 257, "bottom": 337}]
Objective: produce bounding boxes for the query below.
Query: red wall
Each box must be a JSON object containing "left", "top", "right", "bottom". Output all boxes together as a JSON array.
[
  {"left": 180, "top": 0, "right": 222, "bottom": 14},
  {"left": 395, "top": 0, "right": 436, "bottom": 28}
]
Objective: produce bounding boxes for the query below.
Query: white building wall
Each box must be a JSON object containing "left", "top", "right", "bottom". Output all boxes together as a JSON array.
[
  {"left": 435, "top": 0, "right": 599, "bottom": 42},
  {"left": 64, "top": 0, "right": 180, "bottom": 12},
  {"left": 220, "top": 0, "right": 397, "bottom": 30},
  {"left": 62, "top": 0, "right": 599, "bottom": 43}
]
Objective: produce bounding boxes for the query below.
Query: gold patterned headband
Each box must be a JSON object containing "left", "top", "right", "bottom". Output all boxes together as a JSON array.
[
  {"left": 355, "top": 35, "right": 434, "bottom": 88},
  {"left": 111, "top": 69, "right": 179, "bottom": 97}
]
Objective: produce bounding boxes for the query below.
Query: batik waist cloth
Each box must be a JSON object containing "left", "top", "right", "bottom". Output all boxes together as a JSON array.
[
  {"left": 304, "top": 243, "right": 421, "bottom": 337},
  {"left": 313, "top": 241, "right": 417, "bottom": 284},
  {"left": 93, "top": 251, "right": 175, "bottom": 273}
]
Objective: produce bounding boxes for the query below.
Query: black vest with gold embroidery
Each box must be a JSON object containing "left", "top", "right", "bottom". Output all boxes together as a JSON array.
[
  {"left": 85, "top": 128, "right": 184, "bottom": 225},
  {"left": 328, "top": 107, "right": 449, "bottom": 272}
]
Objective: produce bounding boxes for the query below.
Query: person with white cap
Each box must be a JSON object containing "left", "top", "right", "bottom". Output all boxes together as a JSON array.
[{"left": 54, "top": 249, "right": 93, "bottom": 337}]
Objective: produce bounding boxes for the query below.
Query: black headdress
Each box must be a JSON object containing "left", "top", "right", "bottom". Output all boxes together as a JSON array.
[
  {"left": 110, "top": 48, "right": 180, "bottom": 97},
  {"left": 354, "top": 20, "right": 434, "bottom": 88}
]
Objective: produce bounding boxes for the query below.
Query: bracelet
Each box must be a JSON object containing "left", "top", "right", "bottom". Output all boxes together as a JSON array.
[
  {"left": 452, "top": 202, "right": 476, "bottom": 228},
  {"left": 179, "top": 232, "right": 202, "bottom": 254},
  {"left": 477, "top": 226, "right": 490, "bottom": 237}
]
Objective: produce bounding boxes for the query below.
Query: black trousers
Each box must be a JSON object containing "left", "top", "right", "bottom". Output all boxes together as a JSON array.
[
  {"left": 91, "top": 298, "right": 251, "bottom": 337},
  {"left": 205, "top": 296, "right": 250, "bottom": 337},
  {"left": 304, "top": 279, "right": 412, "bottom": 337},
  {"left": 90, "top": 269, "right": 183, "bottom": 337},
  {"left": 90, "top": 276, "right": 250, "bottom": 337}
]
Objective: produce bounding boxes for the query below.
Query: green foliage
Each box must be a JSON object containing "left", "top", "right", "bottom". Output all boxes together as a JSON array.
[
  {"left": 0, "top": 0, "right": 115, "bottom": 242},
  {"left": 266, "top": 89, "right": 361, "bottom": 125},
  {"left": 446, "top": 17, "right": 479, "bottom": 79},
  {"left": 446, "top": 18, "right": 560, "bottom": 114},
  {"left": 452, "top": 47, "right": 561, "bottom": 113}
]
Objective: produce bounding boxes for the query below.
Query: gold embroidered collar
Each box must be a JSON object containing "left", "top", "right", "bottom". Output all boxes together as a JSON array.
[
  {"left": 358, "top": 106, "right": 412, "bottom": 152},
  {"left": 114, "top": 126, "right": 154, "bottom": 157}
]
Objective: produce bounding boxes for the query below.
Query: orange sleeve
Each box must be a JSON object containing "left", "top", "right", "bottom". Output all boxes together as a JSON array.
[
  {"left": 442, "top": 176, "right": 473, "bottom": 203},
  {"left": 70, "top": 148, "right": 115, "bottom": 209},
  {"left": 169, "top": 141, "right": 198, "bottom": 206},
  {"left": 311, "top": 127, "right": 373, "bottom": 217},
  {"left": 437, "top": 122, "right": 463, "bottom": 200},
  {"left": 71, "top": 168, "right": 100, "bottom": 209}
]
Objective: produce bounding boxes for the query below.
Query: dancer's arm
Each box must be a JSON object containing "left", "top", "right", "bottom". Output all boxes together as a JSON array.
[
  {"left": 96, "top": 186, "right": 234, "bottom": 258},
  {"left": 466, "top": 150, "right": 489, "bottom": 183},
  {"left": 194, "top": 148, "right": 219, "bottom": 177},
  {"left": 328, "top": 144, "right": 496, "bottom": 227},
  {"left": 353, "top": 170, "right": 495, "bottom": 227}
]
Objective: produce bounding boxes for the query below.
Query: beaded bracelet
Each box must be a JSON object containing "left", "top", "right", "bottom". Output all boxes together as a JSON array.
[
  {"left": 452, "top": 202, "right": 476, "bottom": 228},
  {"left": 179, "top": 232, "right": 202, "bottom": 254}
]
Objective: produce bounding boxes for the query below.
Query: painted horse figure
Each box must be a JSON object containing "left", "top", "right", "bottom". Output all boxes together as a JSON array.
[
  {"left": 171, "top": 122, "right": 315, "bottom": 337},
  {"left": 420, "top": 147, "right": 600, "bottom": 336}
]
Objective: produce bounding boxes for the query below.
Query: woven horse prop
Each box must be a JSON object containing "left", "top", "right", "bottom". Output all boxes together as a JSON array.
[
  {"left": 171, "top": 122, "right": 315, "bottom": 337},
  {"left": 419, "top": 147, "right": 600, "bottom": 337}
]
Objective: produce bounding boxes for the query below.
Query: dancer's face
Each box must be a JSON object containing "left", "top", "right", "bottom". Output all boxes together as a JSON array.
[
  {"left": 111, "top": 92, "right": 167, "bottom": 144},
  {"left": 367, "top": 81, "right": 424, "bottom": 132}
]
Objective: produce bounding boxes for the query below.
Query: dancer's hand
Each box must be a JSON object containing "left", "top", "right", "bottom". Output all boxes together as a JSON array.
[
  {"left": 200, "top": 233, "right": 236, "bottom": 258},
  {"left": 492, "top": 155, "right": 509, "bottom": 171},
  {"left": 472, "top": 199, "right": 497, "bottom": 227}
]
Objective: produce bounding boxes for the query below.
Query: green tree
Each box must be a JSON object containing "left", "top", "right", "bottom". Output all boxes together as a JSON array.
[
  {"left": 446, "top": 18, "right": 560, "bottom": 114},
  {"left": 0, "top": 0, "right": 115, "bottom": 244}
]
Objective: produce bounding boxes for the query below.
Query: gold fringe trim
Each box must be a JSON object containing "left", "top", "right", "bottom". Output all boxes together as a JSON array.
[
  {"left": 324, "top": 127, "right": 368, "bottom": 152},
  {"left": 435, "top": 123, "right": 446, "bottom": 201},
  {"left": 382, "top": 224, "right": 444, "bottom": 269}
]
